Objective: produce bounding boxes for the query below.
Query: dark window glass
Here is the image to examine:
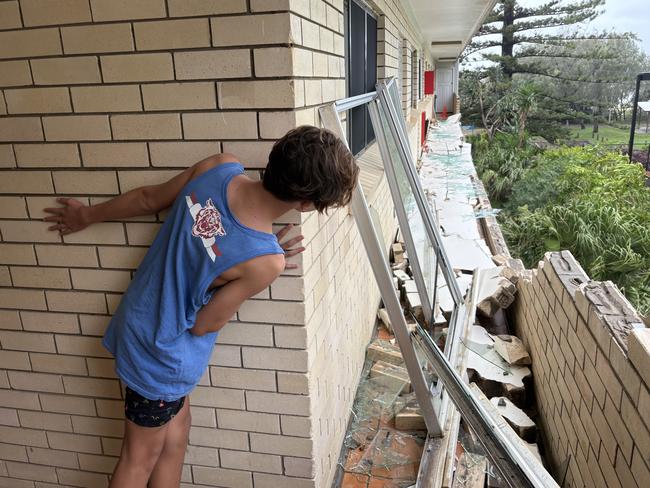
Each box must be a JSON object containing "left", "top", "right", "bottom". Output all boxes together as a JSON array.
[
  {"left": 418, "top": 58, "right": 422, "bottom": 100},
  {"left": 411, "top": 50, "right": 417, "bottom": 108},
  {"left": 346, "top": 0, "right": 377, "bottom": 155}
]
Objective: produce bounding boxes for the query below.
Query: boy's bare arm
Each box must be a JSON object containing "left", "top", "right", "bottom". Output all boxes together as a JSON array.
[
  {"left": 43, "top": 153, "right": 239, "bottom": 235},
  {"left": 190, "top": 254, "right": 285, "bottom": 336}
]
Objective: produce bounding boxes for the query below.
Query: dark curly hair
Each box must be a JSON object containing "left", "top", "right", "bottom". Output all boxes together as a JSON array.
[{"left": 263, "top": 125, "right": 359, "bottom": 213}]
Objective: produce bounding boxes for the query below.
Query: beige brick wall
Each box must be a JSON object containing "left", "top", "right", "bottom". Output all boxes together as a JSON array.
[
  {"left": 401, "top": 38, "right": 413, "bottom": 113},
  {"left": 0, "top": 0, "right": 434, "bottom": 486},
  {"left": 306, "top": 174, "right": 395, "bottom": 487},
  {"left": 300, "top": 1, "right": 433, "bottom": 486},
  {"left": 371, "top": 0, "right": 428, "bottom": 117},
  {"left": 512, "top": 251, "right": 649, "bottom": 488}
]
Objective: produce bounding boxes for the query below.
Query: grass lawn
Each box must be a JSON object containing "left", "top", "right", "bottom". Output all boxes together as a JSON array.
[{"left": 567, "top": 123, "right": 650, "bottom": 146}]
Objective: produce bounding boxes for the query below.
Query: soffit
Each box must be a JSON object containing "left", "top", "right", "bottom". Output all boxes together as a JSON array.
[{"left": 403, "top": 0, "right": 497, "bottom": 61}]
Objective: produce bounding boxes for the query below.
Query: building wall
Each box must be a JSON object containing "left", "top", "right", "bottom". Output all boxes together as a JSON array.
[
  {"left": 401, "top": 39, "right": 413, "bottom": 113},
  {"left": 0, "top": 0, "right": 433, "bottom": 487},
  {"left": 372, "top": 0, "right": 432, "bottom": 118},
  {"left": 305, "top": 175, "right": 394, "bottom": 487},
  {"left": 302, "top": 1, "right": 433, "bottom": 486},
  {"left": 512, "top": 251, "right": 650, "bottom": 488},
  {"left": 0, "top": 2, "right": 318, "bottom": 487}
]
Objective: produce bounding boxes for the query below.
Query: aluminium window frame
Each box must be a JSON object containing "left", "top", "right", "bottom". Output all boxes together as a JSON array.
[{"left": 318, "top": 80, "right": 558, "bottom": 488}]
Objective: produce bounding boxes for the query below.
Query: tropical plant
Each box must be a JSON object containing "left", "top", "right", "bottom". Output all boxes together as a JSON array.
[{"left": 471, "top": 132, "right": 540, "bottom": 205}]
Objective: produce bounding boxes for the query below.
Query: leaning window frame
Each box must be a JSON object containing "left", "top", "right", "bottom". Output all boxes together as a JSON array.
[{"left": 318, "top": 79, "right": 559, "bottom": 488}]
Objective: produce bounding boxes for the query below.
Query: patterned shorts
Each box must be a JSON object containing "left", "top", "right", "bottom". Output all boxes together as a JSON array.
[{"left": 124, "top": 386, "right": 185, "bottom": 428}]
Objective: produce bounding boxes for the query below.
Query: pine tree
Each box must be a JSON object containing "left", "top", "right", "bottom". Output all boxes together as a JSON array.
[
  {"left": 464, "top": 0, "right": 614, "bottom": 80},
  {"left": 460, "top": 0, "right": 649, "bottom": 140}
]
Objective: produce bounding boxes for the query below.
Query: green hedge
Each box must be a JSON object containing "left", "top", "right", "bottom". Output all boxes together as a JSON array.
[{"left": 473, "top": 139, "right": 650, "bottom": 315}]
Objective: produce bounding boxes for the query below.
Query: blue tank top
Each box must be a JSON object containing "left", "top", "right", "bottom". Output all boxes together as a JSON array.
[{"left": 102, "top": 163, "right": 284, "bottom": 401}]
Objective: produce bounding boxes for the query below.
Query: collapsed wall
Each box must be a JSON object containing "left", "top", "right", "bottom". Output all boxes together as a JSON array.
[{"left": 511, "top": 250, "right": 650, "bottom": 487}]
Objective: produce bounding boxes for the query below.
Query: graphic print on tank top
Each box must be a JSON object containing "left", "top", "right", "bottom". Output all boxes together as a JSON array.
[{"left": 185, "top": 192, "right": 226, "bottom": 262}]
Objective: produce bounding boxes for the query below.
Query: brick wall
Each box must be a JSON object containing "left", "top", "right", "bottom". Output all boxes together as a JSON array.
[
  {"left": 372, "top": 0, "right": 431, "bottom": 165},
  {"left": 302, "top": 1, "right": 433, "bottom": 485},
  {"left": 372, "top": 0, "right": 425, "bottom": 116},
  {"left": 512, "top": 251, "right": 650, "bottom": 488},
  {"left": 0, "top": 0, "right": 433, "bottom": 486},
  {"left": 401, "top": 38, "right": 412, "bottom": 113}
]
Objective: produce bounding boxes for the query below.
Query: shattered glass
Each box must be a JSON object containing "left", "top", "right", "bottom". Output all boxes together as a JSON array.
[
  {"left": 463, "top": 339, "right": 509, "bottom": 370},
  {"left": 343, "top": 358, "right": 406, "bottom": 450},
  {"left": 411, "top": 329, "right": 441, "bottom": 387},
  {"left": 456, "top": 423, "right": 504, "bottom": 487},
  {"left": 348, "top": 428, "right": 424, "bottom": 479},
  {"left": 474, "top": 208, "right": 502, "bottom": 219},
  {"left": 341, "top": 354, "right": 426, "bottom": 482}
]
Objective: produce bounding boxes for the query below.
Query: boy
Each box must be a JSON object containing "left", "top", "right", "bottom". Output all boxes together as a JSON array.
[{"left": 44, "top": 126, "right": 359, "bottom": 488}]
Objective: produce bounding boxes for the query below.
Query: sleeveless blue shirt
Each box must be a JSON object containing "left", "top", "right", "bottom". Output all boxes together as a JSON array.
[{"left": 103, "top": 163, "right": 284, "bottom": 401}]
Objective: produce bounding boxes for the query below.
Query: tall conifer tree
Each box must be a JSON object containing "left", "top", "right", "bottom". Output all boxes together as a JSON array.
[
  {"left": 461, "top": 0, "right": 649, "bottom": 138},
  {"left": 465, "top": 0, "right": 612, "bottom": 80}
]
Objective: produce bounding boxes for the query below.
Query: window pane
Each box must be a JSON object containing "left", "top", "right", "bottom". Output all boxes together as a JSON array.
[
  {"left": 411, "top": 50, "right": 417, "bottom": 108},
  {"left": 350, "top": 105, "right": 366, "bottom": 155},
  {"left": 346, "top": 0, "right": 377, "bottom": 154},
  {"left": 418, "top": 58, "right": 422, "bottom": 100},
  {"left": 375, "top": 99, "right": 437, "bottom": 306},
  {"left": 349, "top": 2, "right": 365, "bottom": 97},
  {"left": 365, "top": 13, "right": 377, "bottom": 146}
]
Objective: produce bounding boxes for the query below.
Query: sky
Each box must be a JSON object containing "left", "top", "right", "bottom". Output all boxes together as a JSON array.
[
  {"left": 587, "top": 0, "right": 650, "bottom": 54},
  {"left": 519, "top": 0, "right": 650, "bottom": 54},
  {"left": 463, "top": 0, "right": 649, "bottom": 68}
]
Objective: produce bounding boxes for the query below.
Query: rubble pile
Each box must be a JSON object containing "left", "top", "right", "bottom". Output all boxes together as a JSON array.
[
  {"left": 459, "top": 260, "right": 548, "bottom": 487},
  {"left": 337, "top": 118, "right": 551, "bottom": 487},
  {"left": 336, "top": 234, "right": 548, "bottom": 487},
  {"left": 335, "top": 241, "right": 434, "bottom": 487},
  {"left": 337, "top": 334, "right": 426, "bottom": 488}
]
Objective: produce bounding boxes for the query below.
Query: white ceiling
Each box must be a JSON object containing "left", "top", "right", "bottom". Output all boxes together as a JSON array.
[{"left": 403, "top": 0, "right": 497, "bottom": 61}]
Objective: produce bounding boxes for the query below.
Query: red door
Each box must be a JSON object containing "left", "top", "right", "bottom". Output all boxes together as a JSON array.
[{"left": 424, "top": 71, "right": 435, "bottom": 95}]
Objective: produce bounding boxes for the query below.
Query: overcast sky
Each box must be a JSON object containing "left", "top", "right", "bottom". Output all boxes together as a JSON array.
[
  {"left": 519, "top": 0, "right": 650, "bottom": 54},
  {"left": 587, "top": 0, "right": 650, "bottom": 54}
]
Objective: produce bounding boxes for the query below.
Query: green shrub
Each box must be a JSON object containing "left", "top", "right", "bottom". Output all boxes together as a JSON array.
[
  {"left": 500, "top": 146, "right": 650, "bottom": 315},
  {"left": 471, "top": 133, "right": 540, "bottom": 206}
]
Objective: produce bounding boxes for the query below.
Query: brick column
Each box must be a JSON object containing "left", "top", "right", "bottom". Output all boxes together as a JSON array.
[{"left": 0, "top": 2, "right": 314, "bottom": 487}]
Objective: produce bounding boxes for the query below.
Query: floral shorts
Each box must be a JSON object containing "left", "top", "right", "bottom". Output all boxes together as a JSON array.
[{"left": 124, "top": 386, "right": 185, "bottom": 428}]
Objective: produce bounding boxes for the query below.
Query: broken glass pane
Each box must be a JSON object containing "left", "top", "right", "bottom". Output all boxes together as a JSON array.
[{"left": 347, "top": 428, "right": 425, "bottom": 480}]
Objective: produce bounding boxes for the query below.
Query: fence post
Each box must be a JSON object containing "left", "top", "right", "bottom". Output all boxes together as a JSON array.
[{"left": 629, "top": 73, "right": 650, "bottom": 161}]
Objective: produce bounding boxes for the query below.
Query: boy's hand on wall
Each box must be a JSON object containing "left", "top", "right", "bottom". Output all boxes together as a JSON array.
[
  {"left": 275, "top": 224, "right": 305, "bottom": 270},
  {"left": 43, "top": 197, "right": 90, "bottom": 235}
]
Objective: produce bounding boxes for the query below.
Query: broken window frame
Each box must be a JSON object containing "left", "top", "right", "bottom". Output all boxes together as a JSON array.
[
  {"left": 319, "top": 90, "right": 444, "bottom": 438},
  {"left": 374, "top": 79, "right": 468, "bottom": 408},
  {"left": 319, "top": 81, "right": 559, "bottom": 488}
]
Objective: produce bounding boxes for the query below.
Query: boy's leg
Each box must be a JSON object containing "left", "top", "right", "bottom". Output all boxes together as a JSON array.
[
  {"left": 148, "top": 398, "right": 192, "bottom": 488},
  {"left": 109, "top": 418, "right": 169, "bottom": 488}
]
